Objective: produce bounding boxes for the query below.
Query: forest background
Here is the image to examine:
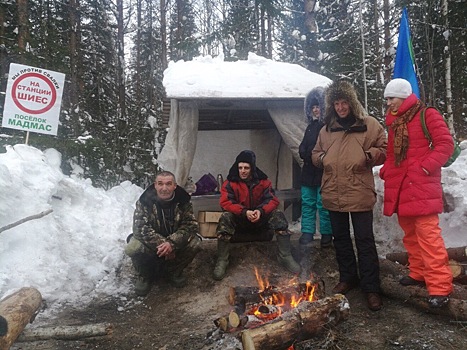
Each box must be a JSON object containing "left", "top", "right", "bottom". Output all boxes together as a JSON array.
[{"left": 0, "top": 0, "right": 465, "bottom": 189}]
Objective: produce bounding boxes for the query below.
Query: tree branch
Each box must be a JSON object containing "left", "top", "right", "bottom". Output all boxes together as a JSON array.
[{"left": 0, "top": 209, "right": 53, "bottom": 234}]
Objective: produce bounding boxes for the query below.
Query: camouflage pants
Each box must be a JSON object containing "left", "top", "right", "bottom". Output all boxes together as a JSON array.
[
  {"left": 125, "top": 235, "right": 201, "bottom": 279},
  {"left": 216, "top": 209, "right": 289, "bottom": 241}
]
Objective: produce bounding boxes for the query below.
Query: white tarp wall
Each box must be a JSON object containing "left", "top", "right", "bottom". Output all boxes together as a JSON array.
[
  {"left": 266, "top": 101, "right": 308, "bottom": 165},
  {"left": 158, "top": 100, "right": 307, "bottom": 187},
  {"left": 157, "top": 100, "right": 198, "bottom": 185}
]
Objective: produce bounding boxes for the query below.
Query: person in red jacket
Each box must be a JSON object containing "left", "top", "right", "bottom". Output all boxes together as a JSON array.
[
  {"left": 379, "top": 78, "right": 454, "bottom": 308},
  {"left": 212, "top": 150, "right": 300, "bottom": 280}
]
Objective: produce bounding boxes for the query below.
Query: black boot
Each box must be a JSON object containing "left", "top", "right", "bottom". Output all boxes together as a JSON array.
[
  {"left": 213, "top": 240, "right": 230, "bottom": 280},
  {"left": 276, "top": 233, "right": 300, "bottom": 273}
]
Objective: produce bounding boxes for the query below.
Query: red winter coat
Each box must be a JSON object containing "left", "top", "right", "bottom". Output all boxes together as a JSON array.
[
  {"left": 219, "top": 178, "right": 279, "bottom": 217},
  {"left": 379, "top": 94, "right": 454, "bottom": 217}
]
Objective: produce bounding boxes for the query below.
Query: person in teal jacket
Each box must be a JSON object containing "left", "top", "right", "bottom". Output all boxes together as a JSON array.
[{"left": 298, "top": 87, "right": 332, "bottom": 247}]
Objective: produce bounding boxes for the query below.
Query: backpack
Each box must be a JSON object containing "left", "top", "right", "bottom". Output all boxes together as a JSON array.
[{"left": 420, "top": 107, "right": 461, "bottom": 167}]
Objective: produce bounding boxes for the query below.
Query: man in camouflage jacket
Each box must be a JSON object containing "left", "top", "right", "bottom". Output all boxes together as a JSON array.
[{"left": 125, "top": 171, "right": 201, "bottom": 296}]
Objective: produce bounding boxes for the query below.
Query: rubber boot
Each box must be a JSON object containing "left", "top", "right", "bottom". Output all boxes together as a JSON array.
[
  {"left": 213, "top": 240, "right": 230, "bottom": 281},
  {"left": 166, "top": 236, "right": 201, "bottom": 288},
  {"left": 276, "top": 233, "right": 301, "bottom": 274},
  {"left": 131, "top": 256, "right": 154, "bottom": 296}
]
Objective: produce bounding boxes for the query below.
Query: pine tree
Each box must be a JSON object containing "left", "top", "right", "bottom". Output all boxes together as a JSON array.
[{"left": 168, "top": 0, "right": 200, "bottom": 61}]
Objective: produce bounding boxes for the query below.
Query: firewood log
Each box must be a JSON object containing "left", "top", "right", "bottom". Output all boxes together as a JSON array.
[
  {"left": 240, "top": 294, "right": 350, "bottom": 350},
  {"left": 379, "top": 258, "right": 467, "bottom": 299},
  {"left": 228, "top": 278, "right": 325, "bottom": 307},
  {"left": 228, "top": 286, "right": 262, "bottom": 306},
  {"left": 381, "top": 276, "right": 467, "bottom": 321},
  {"left": 386, "top": 246, "right": 467, "bottom": 265},
  {"left": 449, "top": 259, "right": 465, "bottom": 279},
  {"left": 16, "top": 323, "right": 113, "bottom": 342},
  {"left": 0, "top": 287, "right": 42, "bottom": 349}
]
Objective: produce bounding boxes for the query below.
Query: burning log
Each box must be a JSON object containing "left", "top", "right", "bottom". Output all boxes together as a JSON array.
[
  {"left": 0, "top": 287, "right": 42, "bottom": 350},
  {"left": 228, "top": 278, "right": 325, "bottom": 307},
  {"left": 381, "top": 276, "right": 467, "bottom": 321},
  {"left": 386, "top": 246, "right": 467, "bottom": 265},
  {"left": 228, "top": 287, "right": 262, "bottom": 306},
  {"left": 240, "top": 294, "right": 350, "bottom": 350}
]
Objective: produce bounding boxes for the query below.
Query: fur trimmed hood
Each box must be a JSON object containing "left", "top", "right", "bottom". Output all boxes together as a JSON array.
[
  {"left": 324, "top": 80, "right": 367, "bottom": 127},
  {"left": 304, "top": 86, "right": 326, "bottom": 123}
]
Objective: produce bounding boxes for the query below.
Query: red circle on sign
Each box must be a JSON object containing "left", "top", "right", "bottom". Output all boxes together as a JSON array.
[{"left": 11, "top": 72, "right": 57, "bottom": 114}]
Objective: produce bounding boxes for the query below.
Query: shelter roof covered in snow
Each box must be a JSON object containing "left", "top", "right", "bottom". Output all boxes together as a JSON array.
[
  {"left": 163, "top": 52, "right": 331, "bottom": 100},
  {"left": 160, "top": 53, "right": 332, "bottom": 189}
]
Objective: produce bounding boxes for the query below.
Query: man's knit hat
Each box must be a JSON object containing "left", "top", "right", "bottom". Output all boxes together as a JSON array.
[{"left": 384, "top": 78, "right": 412, "bottom": 99}]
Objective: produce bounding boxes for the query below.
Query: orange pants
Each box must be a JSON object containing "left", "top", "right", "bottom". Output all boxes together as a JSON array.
[{"left": 398, "top": 214, "right": 452, "bottom": 296}]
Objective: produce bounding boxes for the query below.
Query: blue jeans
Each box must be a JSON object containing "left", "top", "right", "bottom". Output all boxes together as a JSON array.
[{"left": 301, "top": 185, "right": 332, "bottom": 235}]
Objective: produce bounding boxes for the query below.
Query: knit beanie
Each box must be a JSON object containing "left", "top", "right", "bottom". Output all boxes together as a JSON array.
[{"left": 384, "top": 78, "right": 412, "bottom": 99}]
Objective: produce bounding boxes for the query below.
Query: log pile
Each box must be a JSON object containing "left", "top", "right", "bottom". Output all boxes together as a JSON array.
[
  {"left": 215, "top": 277, "right": 349, "bottom": 350},
  {"left": 379, "top": 258, "right": 467, "bottom": 320},
  {"left": 240, "top": 294, "right": 349, "bottom": 350}
]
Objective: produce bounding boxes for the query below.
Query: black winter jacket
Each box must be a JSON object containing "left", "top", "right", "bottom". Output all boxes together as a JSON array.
[{"left": 299, "top": 118, "right": 325, "bottom": 187}]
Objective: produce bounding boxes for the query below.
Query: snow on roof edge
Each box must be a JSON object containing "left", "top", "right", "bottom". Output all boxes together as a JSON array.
[{"left": 163, "top": 52, "right": 332, "bottom": 100}]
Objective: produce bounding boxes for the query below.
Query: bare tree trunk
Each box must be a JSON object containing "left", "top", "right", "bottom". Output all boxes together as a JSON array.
[
  {"left": 259, "top": 3, "right": 266, "bottom": 57},
  {"left": 304, "top": 0, "right": 317, "bottom": 34},
  {"left": 204, "top": 0, "right": 213, "bottom": 56},
  {"left": 373, "top": 0, "right": 381, "bottom": 88},
  {"left": 442, "top": 0, "right": 454, "bottom": 134},
  {"left": 424, "top": 5, "right": 435, "bottom": 105},
  {"left": 134, "top": 0, "right": 142, "bottom": 105},
  {"left": 160, "top": 0, "right": 168, "bottom": 69},
  {"left": 359, "top": 0, "right": 368, "bottom": 110},
  {"left": 383, "top": 0, "right": 391, "bottom": 82},
  {"left": 16, "top": 0, "right": 28, "bottom": 62},
  {"left": 267, "top": 13, "right": 273, "bottom": 59},
  {"left": 175, "top": 0, "right": 183, "bottom": 59},
  {"left": 116, "top": 0, "right": 126, "bottom": 118},
  {"left": 69, "top": 0, "right": 83, "bottom": 137}
]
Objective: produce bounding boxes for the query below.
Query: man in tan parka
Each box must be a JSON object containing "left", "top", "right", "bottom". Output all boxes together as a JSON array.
[{"left": 312, "top": 80, "right": 387, "bottom": 311}]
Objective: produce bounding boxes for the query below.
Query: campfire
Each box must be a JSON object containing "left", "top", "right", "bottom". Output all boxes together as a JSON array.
[
  {"left": 246, "top": 267, "right": 317, "bottom": 322},
  {"left": 214, "top": 267, "right": 350, "bottom": 350}
]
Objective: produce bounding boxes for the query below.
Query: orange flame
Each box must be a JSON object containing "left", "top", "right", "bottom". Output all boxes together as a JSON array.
[
  {"left": 254, "top": 266, "right": 269, "bottom": 291},
  {"left": 305, "top": 281, "right": 316, "bottom": 302},
  {"left": 251, "top": 268, "right": 318, "bottom": 322}
]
